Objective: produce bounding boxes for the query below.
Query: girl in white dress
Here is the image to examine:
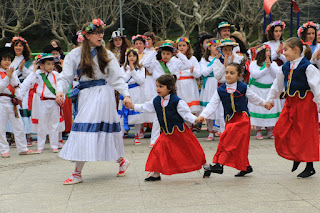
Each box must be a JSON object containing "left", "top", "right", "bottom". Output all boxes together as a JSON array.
[
  {"left": 248, "top": 44, "right": 281, "bottom": 139},
  {"left": 176, "top": 37, "right": 201, "bottom": 122},
  {"left": 118, "top": 48, "right": 145, "bottom": 145},
  {"left": 56, "top": 19, "right": 132, "bottom": 185},
  {"left": 199, "top": 39, "right": 220, "bottom": 140}
]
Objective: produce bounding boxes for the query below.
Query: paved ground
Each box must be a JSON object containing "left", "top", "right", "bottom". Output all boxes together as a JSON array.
[{"left": 1, "top": 134, "right": 320, "bottom": 213}]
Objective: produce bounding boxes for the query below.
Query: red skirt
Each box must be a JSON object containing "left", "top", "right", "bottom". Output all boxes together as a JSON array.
[
  {"left": 63, "top": 97, "right": 73, "bottom": 133},
  {"left": 145, "top": 124, "right": 206, "bottom": 175},
  {"left": 273, "top": 92, "right": 319, "bottom": 162},
  {"left": 213, "top": 112, "right": 251, "bottom": 171}
]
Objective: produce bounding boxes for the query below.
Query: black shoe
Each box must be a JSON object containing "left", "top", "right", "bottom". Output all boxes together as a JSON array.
[
  {"left": 292, "top": 161, "right": 300, "bottom": 172},
  {"left": 297, "top": 169, "right": 316, "bottom": 178},
  {"left": 203, "top": 169, "right": 211, "bottom": 178},
  {"left": 210, "top": 164, "right": 223, "bottom": 174},
  {"left": 235, "top": 166, "right": 253, "bottom": 177},
  {"left": 145, "top": 176, "right": 161, "bottom": 181}
]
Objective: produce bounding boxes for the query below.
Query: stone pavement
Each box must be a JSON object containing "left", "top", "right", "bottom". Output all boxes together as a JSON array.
[{"left": 1, "top": 136, "right": 320, "bottom": 213}]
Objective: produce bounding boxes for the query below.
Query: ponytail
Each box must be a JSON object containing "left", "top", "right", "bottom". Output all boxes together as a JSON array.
[{"left": 285, "top": 37, "right": 312, "bottom": 60}]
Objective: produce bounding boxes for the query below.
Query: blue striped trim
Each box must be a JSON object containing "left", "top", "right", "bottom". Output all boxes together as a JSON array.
[{"left": 71, "top": 122, "right": 121, "bottom": 133}]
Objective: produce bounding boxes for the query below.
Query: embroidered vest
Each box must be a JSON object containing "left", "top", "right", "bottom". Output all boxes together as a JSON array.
[
  {"left": 217, "top": 81, "right": 250, "bottom": 121},
  {"left": 282, "top": 57, "right": 311, "bottom": 98},
  {"left": 153, "top": 94, "right": 185, "bottom": 135}
]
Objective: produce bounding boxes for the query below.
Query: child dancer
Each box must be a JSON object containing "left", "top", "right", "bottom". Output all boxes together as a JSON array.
[
  {"left": 20, "top": 54, "right": 64, "bottom": 153},
  {"left": 199, "top": 39, "right": 220, "bottom": 140},
  {"left": 142, "top": 41, "right": 192, "bottom": 147},
  {"left": 248, "top": 45, "right": 281, "bottom": 139},
  {"left": 56, "top": 19, "right": 132, "bottom": 184},
  {"left": 176, "top": 37, "right": 201, "bottom": 121},
  {"left": 144, "top": 32, "right": 156, "bottom": 53},
  {"left": 197, "top": 63, "right": 268, "bottom": 177},
  {"left": 266, "top": 38, "right": 320, "bottom": 178},
  {"left": 0, "top": 46, "right": 34, "bottom": 157},
  {"left": 263, "top": 21, "right": 287, "bottom": 66},
  {"left": 129, "top": 74, "right": 206, "bottom": 181},
  {"left": 118, "top": 48, "right": 145, "bottom": 145}
]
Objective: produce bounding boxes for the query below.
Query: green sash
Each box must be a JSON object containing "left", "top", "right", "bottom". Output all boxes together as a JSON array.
[
  {"left": 248, "top": 62, "right": 272, "bottom": 88},
  {"left": 25, "top": 59, "right": 33, "bottom": 68},
  {"left": 39, "top": 73, "right": 56, "bottom": 95},
  {"left": 159, "top": 61, "right": 171, "bottom": 75}
]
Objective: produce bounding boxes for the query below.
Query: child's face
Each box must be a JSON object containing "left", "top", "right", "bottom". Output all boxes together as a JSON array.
[
  {"left": 113, "top": 37, "right": 123, "bottom": 48},
  {"left": 42, "top": 60, "right": 55, "bottom": 73},
  {"left": 177, "top": 41, "right": 188, "bottom": 55},
  {"left": 14, "top": 42, "right": 24, "bottom": 56},
  {"left": 219, "top": 27, "right": 231, "bottom": 39},
  {"left": 128, "top": 52, "right": 137, "bottom": 63},
  {"left": 51, "top": 50, "right": 60, "bottom": 58},
  {"left": 221, "top": 46, "right": 233, "bottom": 57},
  {"left": 1, "top": 57, "right": 12, "bottom": 70},
  {"left": 202, "top": 39, "right": 210, "bottom": 50},
  {"left": 146, "top": 37, "right": 153, "bottom": 48},
  {"left": 283, "top": 44, "right": 300, "bottom": 61},
  {"left": 209, "top": 43, "right": 219, "bottom": 56},
  {"left": 156, "top": 81, "right": 170, "bottom": 97},
  {"left": 225, "top": 65, "right": 240, "bottom": 84},
  {"left": 265, "top": 48, "right": 271, "bottom": 58},
  {"left": 306, "top": 28, "right": 316, "bottom": 43},
  {"left": 161, "top": 50, "right": 173, "bottom": 63},
  {"left": 134, "top": 40, "right": 145, "bottom": 53},
  {"left": 273, "top": 26, "right": 282, "bottom": 41}
]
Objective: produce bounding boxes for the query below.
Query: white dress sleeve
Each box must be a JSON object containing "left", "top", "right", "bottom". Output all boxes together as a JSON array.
[
  {"left": 176, "top": 52, "right": 192, "bottom": 71},
  {"left": 21, "top": 63, "right": 34, "bottom": 79},
  {"left": 213, "top": 59, "right": 226, "bottom": 82},
  {"left": 246, "top": 86, "right": 266, "bottom": 107},
  {"left": 131, "top": 67, "right": 145, "bottom": 85},
  {"left": 200, "top": 58, "right": 214, "bottom": 77},
  {"left": 134, "top": 99, "right": 156, "bottom": 113},
  {"left": 266, "top": 69, "right": 285, "bottom": 102},
  {"left": 57, "top": 50, "right": 78, "bottom": 93},
  {"left": 190, "top": 56, "right": 202, "bottom": 78},
  {"left": 306, "top": 64, "right": 320, "bottom": 105},
  {"left": 9, "top": 72, "right": 21, "bottom": 88},
  {"left": 142, "top": 50, "right": 157, "bottom": 74},
  {"left": 19, "top": 71, "right": 37, "bottom": 98},
  {"left": 177, "top": 100, "right": 197, "bottom": 123},
  {"left": 249, "top": 62, "right": 270, "bottom": 79},
  {"left": 0, "top": 75, "right": 9, "bottom": 92},
  {"left": 200, "top": 91, "right": 221, "bottom": 118}
]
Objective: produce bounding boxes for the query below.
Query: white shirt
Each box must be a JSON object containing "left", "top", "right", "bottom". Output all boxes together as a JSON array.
[
  {"left": 180, "top": 56, "right": 201, "bottom": 78},
  {"left": 200, "top": 82, "right": 266, "bottom": 118},
  {"left": 212, "top": 54, "right": 243, "bottom": 83},
  {"left": 0, "top": 68, "right": 21, "bottom": 100},
  {"left": 12, "top": 55, "right": 34, "bottom": 79},
  {"left": 142, "top": 50, "right": 192, "bottom": 80},
  {"left": 134, "top": 94, "right": 197, "bottom": 124},
  {"left": 56, "top": 47, "right": 129, "bottom": 97},
  {"left": 249, "top": 60, "right": 280, "bottom": 84},
  {"left": 263, "top": 40, "right": 287, "bottom": 63},
  {"left": 121, "top": 65, "right": 145, "bottom": 85},
  {"left": 310, "top": 43, "right": 320, "bottom": 68},
  {"left": 200, "top": 56, "right": 216, "bottom": 77},
  {"left": 267, "top": 56, "right": 320, "bottom": 105},
  {"left": 20, "top": 70, "right": 60, "bottom": 99}
]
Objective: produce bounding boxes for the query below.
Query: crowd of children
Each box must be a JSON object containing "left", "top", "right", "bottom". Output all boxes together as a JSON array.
[{"left": 2, "top": 18, "right": 320, "bottom": 184}]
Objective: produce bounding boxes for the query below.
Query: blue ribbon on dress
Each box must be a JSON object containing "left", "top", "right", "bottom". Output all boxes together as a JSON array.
[
  {"left": 70, "top": 79, "right": 106, "bottom": 116},
  {"left": 118, "top": 83, "right": 140, "bottom": 131},
  {"left": 202, "top": 57, "right": 216, "bottom": 89}
]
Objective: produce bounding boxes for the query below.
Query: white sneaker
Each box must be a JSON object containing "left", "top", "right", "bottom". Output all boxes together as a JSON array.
[
  {"left": 63, "top": 173, "right": 83, "bottom": 185},
  {"left": 117, "top": 158, "right": 130, "bottom": 177}
]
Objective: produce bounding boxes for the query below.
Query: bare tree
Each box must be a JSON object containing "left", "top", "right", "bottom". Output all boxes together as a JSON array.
[{"left": 0, "top": 0, "right": 45, "bottom": 37}]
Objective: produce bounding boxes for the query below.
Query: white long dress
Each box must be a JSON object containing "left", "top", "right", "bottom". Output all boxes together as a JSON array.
[
  {"left": 57, "top": 47, "right": 129, "bottom": 161},
  {"left": 248, "top": 61, "right": 282, "bottom": 127}
]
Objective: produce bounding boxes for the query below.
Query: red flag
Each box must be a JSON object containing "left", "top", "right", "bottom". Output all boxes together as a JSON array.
[
  {"left": 291, "top": 0, "right": 300, "bottom": 13},
  {"left": 264, "top": 0, "right": 278, "bottom": 15}
]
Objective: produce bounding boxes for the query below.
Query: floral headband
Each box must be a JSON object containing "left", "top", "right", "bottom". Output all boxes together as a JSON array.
[
  {"left": 76, "top": 30, "right": 84, "bottom": 43},
  {"left": 131, "top": 34, "right": 145, "bottom": 43},
  {"left": 176, "top": 37, "right": 190, "bottom": 43},
  {"left": 297, "top": 21, "right": 320, "bottom": 38},
  {"left": 255, "top": 44, "right": 270, "bottom": 54},
  {"left": 125, "top": 48, "right": 138, "bottom": 55},
  {"left": 11, "top": 37, "right": 27, "bottom": 44},
  {"left": 206, "top": 40, "right": 220, "bottom": 48},
  {"left": 82, "top": 19, "right": 106, "bottom": 35},
  {"left": 266, "top": 21, "right": 286, "bottom": 34}
]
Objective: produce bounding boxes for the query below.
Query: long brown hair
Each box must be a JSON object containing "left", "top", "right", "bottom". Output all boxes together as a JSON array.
[
  {"left": 107, "top": 37, "right": 131, "bottom": 65},
  {"left": 285, "top": 37, "right": 312, "bottom": 60},
  {"left": 300, "top": 26, "right": 318, "bottom": 45},
  {"left": 255, "top": 48, "right": 271, "bottom": 67},
  {"left": 204, "top": 38, "right": 217, "bottom": 62},
  {"left": 124, "top": 49, "right": 141, "bottom": 69},
  {"left": 79, "top": 24, "right": 110, "bottom": 78},
  {"left": 12, "top": 40, "right": 31, "bottom": 61},
  {"left": 177, "top": 40, "right": 193, "bottom": 60}
]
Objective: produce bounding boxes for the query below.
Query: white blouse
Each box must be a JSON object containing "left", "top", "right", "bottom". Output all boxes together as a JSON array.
[
  {"left": 249, "top": 60, "right": 280, "bottom": 84},
  {"left": 121, "top": 65, "right": 145, "bottom": 85},
  {"left": 267, "top": 56, "right": 320, "bottom": 105},
  {"left": 57, "top": 47, "right": 129, "bottom": 97},
  {"left": 200, "top": 82, "right": 266, "bottom": 118},
  {"left": 212, "top": 54, "right": 243, "bottom": 83},
  {"left": 180, "top": 56, "right": 201, "bottom": 78},
  {"left": 12, "top": 55, "right": 35, "bottom": 80},
  {"left": 134, "top": 94, "right": 197, "bottom": 124},
  {"left": 0, "top": 68, "right": 20, "bottom": 97},
  {"left": 263, "top": 40, "right": 287, "bottom": 63}
]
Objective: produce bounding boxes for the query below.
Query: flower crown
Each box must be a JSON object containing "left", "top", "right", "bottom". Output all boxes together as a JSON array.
[
  {"left": 176, "top": 37, "right": 190, "bottom": 43},
  {"left": 125, "top": 47, "right": 138, "bottom": 55},
  {"left": 266, "top": 21, "right": 286, "bottom": 34},
  {"left": 255, "top": 44, "right": 270, "bottom": 54},
  {"left": 76, "top": 30, "right": 84, "bottom": 43},
  {"left": 206, "top": 40, "right": 220, "bottom": 48},
  {"left": 131, "top": 34, "right": 145, "bottom": 43},
  {"left": 11, "top": 37, "right": 27, "bottom": 44},
  {"left": 82, "top": 19, "right": 106, "bottom": 35},
  {"left": 297, "top": 21, "right": 320, "bottom": 38}
]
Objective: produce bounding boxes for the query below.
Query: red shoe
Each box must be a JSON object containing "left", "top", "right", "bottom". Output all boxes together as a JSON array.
[
  {"left": 117, "top": 158, "right": 130, "bottom": 177},
  {"left": 134, "top": 134, "right": 141, "bottom": 145},
  {"left": 19, "top": 150, "right": 35, "bottom": 155},
  {"left": 63, "top": 173, "right": 83, "bottom": 185},
  {"left": 1, "top": 153, "right": 10, "bottom": 158},
  {"left": 256, "top": 130, "right": 263, "bottom": 140},
  {"left": 206, "top": 131, "right": 214, "bottom": 141},
  {"left": 139, "top": 128, "right": 145, "bottom": 139},
  {"left": 58, "top": 140, "right": 64, "bottom": 149}
]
